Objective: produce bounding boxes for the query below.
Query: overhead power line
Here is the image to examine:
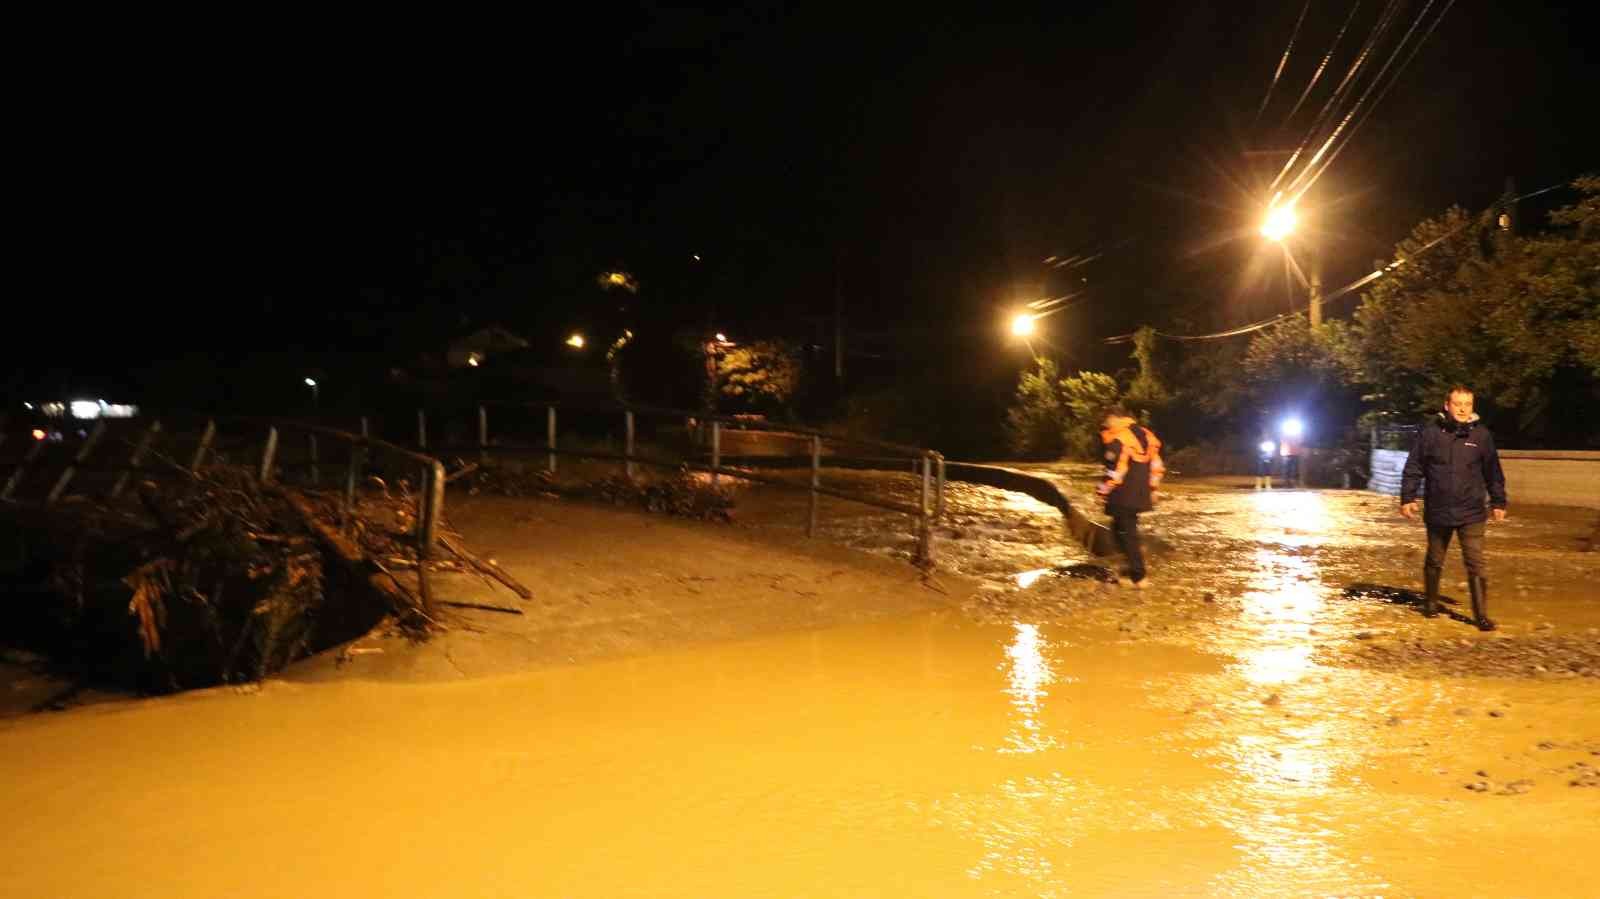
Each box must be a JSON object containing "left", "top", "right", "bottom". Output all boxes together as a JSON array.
[
  {"left": 1102, "top": 181, "right": 1567, "bottom": 345},
  {"left": 1255, "top": 0, "right": 1315, "bottom": 126},
  {"left": 1283, "top": 0, "right": 1365, "bottom": 123}
]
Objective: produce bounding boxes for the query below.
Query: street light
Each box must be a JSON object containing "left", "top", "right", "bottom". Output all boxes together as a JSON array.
[
  {"left": 598, "top": 270, "right": 637, "bottom": 292},
  {"left": 1260, "top": 201, "right": 1323, "bottom": 326},
  {"left": 304, "top": 377, "right": 319, "bottom": 407},
  {"left": 1261, "top": 204, "right": 1297, "bottom": 242},
  {"left": 1010, "top": 312, "right": 1036, "bottom": 337},
  {"left": 566, "top": 333, "right": 586, "bottom": 349}
]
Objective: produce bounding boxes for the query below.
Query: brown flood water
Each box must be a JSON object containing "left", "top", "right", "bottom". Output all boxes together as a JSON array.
[
  {"left": 4, "top": 474, "right": 1597, "bottom": 897},
  {"left": 4, "top": 605, "right": 1597, "bottom": 898}
]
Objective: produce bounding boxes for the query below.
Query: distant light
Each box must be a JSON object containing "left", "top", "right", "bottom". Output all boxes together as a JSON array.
[
  {"left": 1280, "top": 418, "right": 1304, "bottom": 438},
  {"left": 1259, "top": 440, "right": 1276, "bottom": 454},
  {"left": 69, "top": 400, "right": 100, "bottom": 420},
  {"left": 1261, "top": 205, "right": 1297, "bottom": 242},
  {"left": 23, "top": 402, "right": 33, "bottom": 410},
  {"left": 691, "top": 254, "right": 701, "bottom": 261},
  {"left": 466, "top": 354, "right": 480, "bottom": 367},
  {"left": 715, "top": 332, "right": 729, "bottom": 343},
  {"left": 566, "top": 333, "right": 586, "bottom": 349},
  {"left": 304, "top": 378, "right": 318, "bottom": 387},
  {"left": 1011, "top": 313, "right": 1035, "bottom": 337},
  {"left": 31, "top": 428, "right": 46, "bottom": 441}
]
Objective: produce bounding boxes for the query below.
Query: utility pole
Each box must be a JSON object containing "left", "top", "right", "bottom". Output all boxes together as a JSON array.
[
  {"left": 833, "top": 254, "right": 845, "bottom": 382},
  {"left": 1308, "top": 261, "right": 1323, "bottom": 328},
  {"left": 1498, "top": 175, "right": 1518, "bottom": 235}
]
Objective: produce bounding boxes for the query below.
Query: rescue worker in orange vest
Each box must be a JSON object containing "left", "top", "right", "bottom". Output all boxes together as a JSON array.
[{"left": 1096, "top": 405, "right": 1165, "bottom": 588}]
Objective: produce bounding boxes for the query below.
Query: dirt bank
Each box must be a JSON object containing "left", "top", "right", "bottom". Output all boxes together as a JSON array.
[{"left": 285, "top": 493, "right": 974, "bottom": 684}]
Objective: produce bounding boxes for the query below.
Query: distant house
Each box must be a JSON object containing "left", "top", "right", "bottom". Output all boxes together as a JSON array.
[{"left": 446, "top": 325, "right": 530, "bottom": 369}]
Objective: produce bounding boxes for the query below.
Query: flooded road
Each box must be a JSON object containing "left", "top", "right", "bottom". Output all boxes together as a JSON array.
[
  {"left": 5, "top": 612, "right": 1597, "bottom": 897},
  {"left": 4, "top": 467, "right": 1597, "bottom": 896}
]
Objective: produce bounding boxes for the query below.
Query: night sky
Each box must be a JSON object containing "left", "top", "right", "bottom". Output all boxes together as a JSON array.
[{"left": 10, "top": 1, "right": 1594, "bottom": 402}]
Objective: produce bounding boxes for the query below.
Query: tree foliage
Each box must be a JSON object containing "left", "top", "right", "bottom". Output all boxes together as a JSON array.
[
  {"left": 1003, "top": 358, "right": 1067, "bottom": 457},
  {"left": 1124, "top": 326, "right": 1172, "bottom": 419},
  {"left": 1348, "top": 176, "right": 1599, "bottom": 435},
  {"left": 1060, "top": 370, "right": 1122, "bottom": 458},
  {"left": 718, "top": 339, "right": 803, "bottom": 412},
  {"left": 1004, "top": 360, "right": 1122, "bottom": 459}
]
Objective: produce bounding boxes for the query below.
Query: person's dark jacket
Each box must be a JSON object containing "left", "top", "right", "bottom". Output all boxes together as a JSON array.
[{"left": 1400, "top": 414, "right": 1507, "bottom": 527}]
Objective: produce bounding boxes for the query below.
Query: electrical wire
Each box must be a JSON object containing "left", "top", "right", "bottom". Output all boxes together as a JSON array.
[
  {"left": 1283, "top": 0, "right": 1364, "bottom": 123},
  {"left": 1101, "top": 180, "right": 1567, "bottom": 345},
  {"left": 1268, "top": 0, "right": 1405, "bottom": 195},
  {"left": 1287, "top": 0, "right": 1456, "bottom": 202},
  {"left": 1256, "top": 0, "right": 1315, "bottom": 125}
]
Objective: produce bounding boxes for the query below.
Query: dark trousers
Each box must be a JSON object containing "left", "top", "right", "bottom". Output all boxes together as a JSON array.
[
  {"left": 1425, "top": 521, "right": 1486, "bottom": 579},
  {"left": 1282, "top": 455, "right": 1300, "bottom": 485},
  {"left": 1109, "top": 507, "right": 1146, "bottom": 582}
]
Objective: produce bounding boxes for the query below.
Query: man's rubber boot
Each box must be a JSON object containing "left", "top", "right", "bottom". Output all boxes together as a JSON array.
[
  {"left": 1470, "top": 577, "right": 1495, "bottom": 631},
  {"left": 1421, "top": 568, "right": 1440, "bottom": 618}
]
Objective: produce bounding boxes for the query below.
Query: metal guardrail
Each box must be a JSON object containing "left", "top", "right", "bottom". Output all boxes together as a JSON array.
[
  {"left": 2, "top": 401, "right": 951, "bottom": 567},
  {"left": 466, "top": 401, "right": 946, "bottom": 564}
]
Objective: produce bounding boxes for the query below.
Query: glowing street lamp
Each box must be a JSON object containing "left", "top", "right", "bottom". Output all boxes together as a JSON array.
[
  {"left": 1261, "top": 204, "right": 1297, "bottom": 242},
  {"left": 303, "top": 377, "right": 319, "bottom": 406},
  {"left": 1260, "top": 200, "right": 1326, "bottom": 325},
  {"left": 1280, "top": 417, "right": 1304, "bottom": 438},
  {"left": 598, "top": 270, "right": 637, "bottom": 292},
  {"left": 1010, "top": 312, "right": 1036, "bottom": 337},
  {"left": 566, "top": 333, "right": 586, "bottom": 349}
]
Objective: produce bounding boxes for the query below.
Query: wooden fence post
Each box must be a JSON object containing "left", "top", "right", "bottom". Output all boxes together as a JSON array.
[
  {"left": 808, "top": 435, "right": 821, "bottom": 537},
  {"left": 189, "top": 420, "right": 216, "bottom": 472},
  {"left": 46, "top": 421, "right": 107, "bottom": 504},
  {"left": 110, "top": 420, "right": 162, "bottom": 500},
  {"left": 259, "top": 426, "right": 279, "bottom": 484}
]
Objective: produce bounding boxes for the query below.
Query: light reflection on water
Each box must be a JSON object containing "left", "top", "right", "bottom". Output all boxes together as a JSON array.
[
  {"left": 999, "top": 622, "right": 1063, "bottom": 755},
  {"left": 1205, "top": 490, "right": 1379, "bottom": 893},
  {"left": 1014, "top": 567, "right": 1052, "bottom": 588}
]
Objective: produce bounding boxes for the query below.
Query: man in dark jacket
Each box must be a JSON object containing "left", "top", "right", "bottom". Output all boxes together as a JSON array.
[
  {"left": 1400, "top": 385, "right": 1508, "bottom": 629},
  {"left": 1097, "top": 405, "right": 1165, "bottom": 588}
]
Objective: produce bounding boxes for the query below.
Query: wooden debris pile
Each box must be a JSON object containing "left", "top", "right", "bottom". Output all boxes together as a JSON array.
[
  {"left": 454, "top": 462, "right": 558, "bottom": 498},
  {"left": 455, "top": 461, "right": 733, "bottom": 523},
  {"left": 589, "top": 470, "right": 734, "bottom": 522},
  {"left": 20, "top": 466, "right": 348, "bottom": 692},
  {"left": 8, "top": 462, "right": 529, "bottom": 694}
]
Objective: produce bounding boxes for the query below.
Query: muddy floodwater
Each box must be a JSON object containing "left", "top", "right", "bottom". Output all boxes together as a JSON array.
[{"left": 4, "top": 468, "right": 1597, "bottom": 897}]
